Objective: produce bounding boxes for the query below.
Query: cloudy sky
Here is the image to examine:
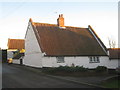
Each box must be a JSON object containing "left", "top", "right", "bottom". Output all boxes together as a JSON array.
[{"left": 0, "top": 0, "right": 118, "bottom": 49}]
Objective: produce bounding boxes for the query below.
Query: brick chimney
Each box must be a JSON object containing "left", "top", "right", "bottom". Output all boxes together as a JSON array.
[{"left": 57, "top": 14, "right": 64, "bottom": 27}]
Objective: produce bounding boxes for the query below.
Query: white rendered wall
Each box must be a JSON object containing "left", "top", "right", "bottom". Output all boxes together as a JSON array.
[
  {"left": 107, "top": 59, "right": 119, "bottom": 69},
  {"left": 7, "top": 51, "right": 13, "bottom": 58},
  {"left": 13, "top": 59, "right": 20, "bottom": 64},
  {"left": 23, "top": 22, "right": 43, "bottom": 68},
  {"left": 88, "top": 56, "right": 118, "bottom": 69},
  {"left": 42, "top": 56, "right": 119, "bottom": 69},
  {"left": 42, "top": 56, "right": 100, "bottom": 68},
  {"left": 42, "top": 57, "right": 66, "bottom": 67}
]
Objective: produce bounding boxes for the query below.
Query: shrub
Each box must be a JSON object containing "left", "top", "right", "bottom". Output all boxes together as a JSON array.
[
  {"left": 44, "top": 66, "right": 88, "bottom": 73},
  {"left": 95, "top": 66, "right": 107, "bottom": 72},
  {"left": 75, "top": 66, "right": 88, "bottom": 72},
  {"left": 54, "top": 66, "right": 75, "bottom": 72}
]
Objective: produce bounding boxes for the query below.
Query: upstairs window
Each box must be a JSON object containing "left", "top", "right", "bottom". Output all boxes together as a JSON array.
[
  {"left": 56, "top": 57, "right": 64, "bottom": 63},
  {"left": 89, "top": 56, "right": 100, "bottom": 63}
]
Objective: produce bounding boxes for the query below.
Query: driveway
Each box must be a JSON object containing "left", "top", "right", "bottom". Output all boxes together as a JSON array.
[{"left": 2, "top": 63, "right": 95, "bottom": 88}]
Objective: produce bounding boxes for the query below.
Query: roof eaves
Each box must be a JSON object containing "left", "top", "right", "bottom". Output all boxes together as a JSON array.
[
  {"left": 44, "top": 55, "right": 108, "bottom": 57},
  {"left": 88, "top": 25, "right": 107, "bottom": 55}
]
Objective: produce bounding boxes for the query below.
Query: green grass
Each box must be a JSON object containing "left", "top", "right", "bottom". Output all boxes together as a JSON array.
[{"left": 101, "top": 77, "right": 120, "bottom": 88}]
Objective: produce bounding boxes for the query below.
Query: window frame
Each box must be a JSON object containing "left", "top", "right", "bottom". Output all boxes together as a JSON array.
[{"left": 89, "top": 56, "right": 100, "bottom": 63}]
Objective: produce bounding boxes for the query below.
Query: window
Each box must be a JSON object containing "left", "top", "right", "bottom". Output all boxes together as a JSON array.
[
  {"left": 89, "top": 56, "right": 100, "bottom": 63},
  {"left": 90, "top": 57, "right": 92, "bottom": 62},
  {"left": 56, "top": 57, "right": 64, "bottom": 63},
  {"left": 96, "top": 57, "right": 99, "bottom": 62}
]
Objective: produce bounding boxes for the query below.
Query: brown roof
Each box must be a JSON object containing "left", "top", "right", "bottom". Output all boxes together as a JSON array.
[
  {"left": 8, "top": 39, "right": 25, "bottom": 49},
  {"left": 30, "top": 20, "right": 107, "bottom": 56},
  {"left": 108, "top": 48, "right": 120, "bottom": 59}
]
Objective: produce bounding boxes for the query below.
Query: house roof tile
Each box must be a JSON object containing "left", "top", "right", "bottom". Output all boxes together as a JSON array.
[
  {"left": 108, "top": 48, "right": 120, "bottom": 59},
  {"left": 8, "top": 39, "right": 25, "bottom": 49},
  {"left": 30, "top": 20, "right": 107, "bottom": 56}
]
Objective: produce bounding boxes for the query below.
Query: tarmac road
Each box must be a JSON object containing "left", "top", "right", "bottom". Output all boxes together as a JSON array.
[
  {"left": 0, "top": 63, "right": 2, "bottom": 89},
  {"left": 2, "top": 63, "right": 95, "bottom": 88}
]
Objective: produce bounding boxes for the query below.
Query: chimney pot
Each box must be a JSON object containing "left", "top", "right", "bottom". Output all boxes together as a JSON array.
[
  {"left": 61, "top": 14, "right": 63, "bottom": 17},
  {"left": 57, "top": 14, "right": 64, "bottom": 27},
  {"left": 59, "top": 14, "right": 61, "bottom": 17}
]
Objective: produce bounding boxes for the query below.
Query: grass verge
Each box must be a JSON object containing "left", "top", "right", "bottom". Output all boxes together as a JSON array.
[{"left": 100, "top": 76, "right": 120, "bottom": 88}]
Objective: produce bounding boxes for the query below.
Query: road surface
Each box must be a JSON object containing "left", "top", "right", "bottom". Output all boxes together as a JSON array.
[
  {"left": 2, "top": 63, "right": 94, "bottom": 88},
  {"left": 0, "top": 63, "right": 2, "bottom": 89}
]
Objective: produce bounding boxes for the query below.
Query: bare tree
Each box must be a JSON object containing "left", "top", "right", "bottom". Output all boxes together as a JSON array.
[
  {"left": 108, "top": 38, "right": 112, "bottom": 48},
  {"left": 108, "top": 37, "right": 116, "bottom": 48}
]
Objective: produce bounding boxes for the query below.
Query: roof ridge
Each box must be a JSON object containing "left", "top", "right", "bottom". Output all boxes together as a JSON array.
[
  {"left": 66, "top": 26, "right": 87, "bottom": 29},
  {"left": 8, "top": 39, "right": 25, "bottom": 40},
  {"left": 33, "top": 22, "right": 87, "bottom": 29},
  {"left": 34, "top": 22, "right": 57, "bottom": 26}
]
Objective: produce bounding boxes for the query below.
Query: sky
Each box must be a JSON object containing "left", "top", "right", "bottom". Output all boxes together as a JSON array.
[{"left": 0, "top": 0, "right": 119, "bottom": 49}]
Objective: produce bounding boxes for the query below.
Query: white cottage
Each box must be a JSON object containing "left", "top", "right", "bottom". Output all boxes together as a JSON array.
[
  {"left": 23, "top": 14, "right": 118, "bottom": 69},
  {"left": 7, "top": 39, "right": 25, "bottom": 64}
]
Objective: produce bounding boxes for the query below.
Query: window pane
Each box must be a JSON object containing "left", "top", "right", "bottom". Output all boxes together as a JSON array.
[
  {"left": 89, "top": 57, "right": 92, "bottom": 62},
  {"left": 97, "top": 57, "right": 99, "bottom": 62},
  {"left": 57, "top": 57, "right": 64, "bottom": 63},
  {"left": 89, "top": 56, "right": 100, "bottom": 63},
  {"left": 93, "top": 57, "right": 96, "bottom": 61}
]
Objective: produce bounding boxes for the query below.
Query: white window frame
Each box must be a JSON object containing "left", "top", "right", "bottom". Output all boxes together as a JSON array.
[
  {"left": 89, "top": 56, "right": 100, "bottom": 63},
  {"left": 56, "top": 57, "right": 65, "bottom": 63}
]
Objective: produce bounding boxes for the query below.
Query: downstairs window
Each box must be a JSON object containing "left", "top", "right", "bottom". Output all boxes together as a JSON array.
[
  {"left": 56, "top": 57, "right": 65, "bottom": 63},
  {"left": 89, "top": 56, "right": 100, "bottom": 63}
]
